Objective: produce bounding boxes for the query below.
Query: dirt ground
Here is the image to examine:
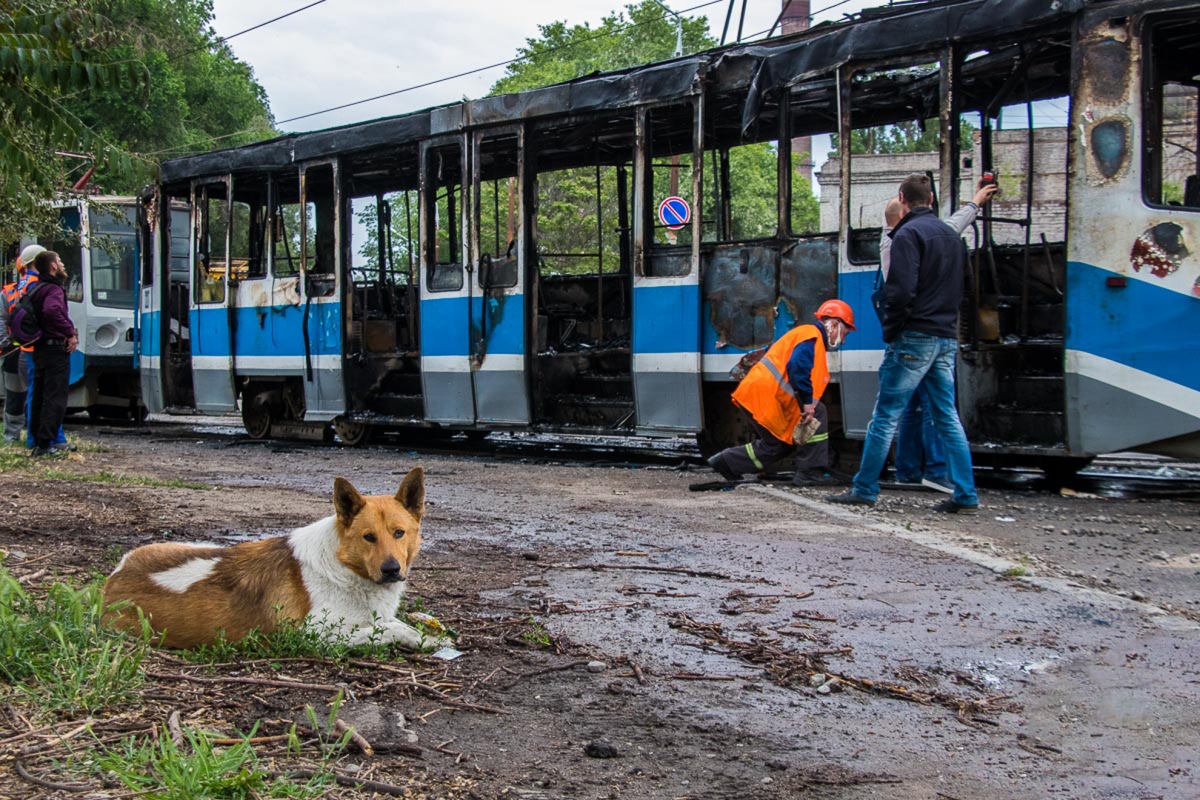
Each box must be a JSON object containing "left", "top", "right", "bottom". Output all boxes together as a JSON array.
[{"left": 1, "top": 418, "right": 1198, "bottom": 799}]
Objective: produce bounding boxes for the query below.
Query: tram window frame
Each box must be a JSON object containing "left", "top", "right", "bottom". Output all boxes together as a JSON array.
[
  {"left": 300, "top": 163, "right": 338, "bottom": 300},
  {"left": 1142, "top": 14, "right": 1200, "bottom": 211},
  {"left": 648, "top": 101, "right": 700, "bottom": 253},
  {"left": 269, "top": 172, "right": 304, "bottom": 279},
  {"left": 38, "top": 206, "right": 84, "bottom": 303},
  {"left": 194, "top": 184, "right": 229, "bottom": 305},
  {"left": 87, "top": 205, "right": 137, "bottom": 309},
  {"left": 535, "top": 163, "right": 621, "bottom": 277},
  {"left": 271, "top": 200, "right": 304, "bottom": 277},
  {"left": 841, "top": 59, "right": 944, "bottom": 266},
  {"left": 475, "top": 131, "right": 521, "bottom": 290},
  {"left": 707, "top": 141, "right": 780, "bottom": 242},
  {"left": 229, "top": 198, "right": 265, "bottom": 281},
  {"left": 423, "top": 143, "right": 466, "bottom": 293}
]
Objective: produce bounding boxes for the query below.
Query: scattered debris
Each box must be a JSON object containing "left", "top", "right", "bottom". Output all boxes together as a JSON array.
[{"left": 584, "top": 740, "right": 620, "bottom": 759}]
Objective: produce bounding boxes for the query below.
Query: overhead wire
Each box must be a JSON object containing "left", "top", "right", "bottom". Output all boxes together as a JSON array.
[
  {"left": 168, "top": 0, "right": 330, "bottom": 62},
  {"left": 143, "top": 0, "right": 729, "bottom": 157},
  {"left": 145, "top": 0, "right": 871, "bottom": 159}
]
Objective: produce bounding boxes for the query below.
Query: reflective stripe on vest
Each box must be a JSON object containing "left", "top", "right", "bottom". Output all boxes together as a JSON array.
[
  {"left": 730, "top": 324, "right": 829, "bottom": 445},
  {"left": 760, "top": 356, "right": 797, "bottom": 400}
]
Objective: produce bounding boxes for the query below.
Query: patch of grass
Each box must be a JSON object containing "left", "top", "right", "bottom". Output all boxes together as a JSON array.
[
  {"left": 41, "top": 468, "right": 211, "bottom": 490},
  {"left": 520, "top": 617, "right": 553, "bottom": 648},
  {"left": 0, "top": 569, "right": 152, "bottom": 714},
  {"left": 1001, "top": 556, "right": 1032, "bottom": 578},
  {"left": 0, "top": 446, "right": 211, "bottom": 489},
  {"left": 85, "top": 724, "right": 335, "bottom": 799}
]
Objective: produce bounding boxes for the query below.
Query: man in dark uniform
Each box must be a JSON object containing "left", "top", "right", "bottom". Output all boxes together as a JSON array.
[{"left": 26, "top": 250, "right": 78, "bottom": 457}]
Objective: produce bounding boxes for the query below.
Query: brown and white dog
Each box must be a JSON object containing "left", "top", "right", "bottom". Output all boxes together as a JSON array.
[{"left": 104, "top": 469, "right": 447, "bottom": 651}]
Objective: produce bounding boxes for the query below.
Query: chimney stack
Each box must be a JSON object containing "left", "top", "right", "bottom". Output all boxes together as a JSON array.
[{"left": 780, "top": 1, "right": 813, "bottom": 184}]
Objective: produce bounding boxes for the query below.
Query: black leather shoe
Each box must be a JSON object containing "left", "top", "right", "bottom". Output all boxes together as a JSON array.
[
  {"left": 933, "top": 499, "right": 979, "bottom": 514},
  {"left": 825, "top": 490, "right": 874, "bottom": 506},
  {"left": 30, "top": 446, "right": 66, "bottom": 458},
  {"left": 707, "top": 453, "right": 738, "bottom": 482},
  {"left": 51, "top": 442, "right": 78, "bottom": 452}
]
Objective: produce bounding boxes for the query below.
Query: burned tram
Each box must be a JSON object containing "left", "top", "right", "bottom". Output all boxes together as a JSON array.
[{"left": 138, "top": 0, "right": 1200, "bottom": 472}]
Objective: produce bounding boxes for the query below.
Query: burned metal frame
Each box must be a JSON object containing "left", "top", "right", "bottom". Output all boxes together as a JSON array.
[{"left": 151, "top": 0, "right": 1200, "bottom": 455}]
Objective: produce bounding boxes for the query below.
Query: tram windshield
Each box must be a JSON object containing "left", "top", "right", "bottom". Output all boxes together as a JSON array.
[{"left": 89, "top": 206, "right": 137, "bottom": 309}]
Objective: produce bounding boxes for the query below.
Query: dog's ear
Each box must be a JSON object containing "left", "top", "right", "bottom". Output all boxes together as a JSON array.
[
  {"left": 333, "top": 477, "right": 366, "bottom": 525},
  {"left": 395, "top": 467, "right": 425, "bottom": 519}
]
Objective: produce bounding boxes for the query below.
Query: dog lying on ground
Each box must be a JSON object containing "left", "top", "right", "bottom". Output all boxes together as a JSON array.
[{"left": 104, "top": 468, "right": 448, "bottom": 651}]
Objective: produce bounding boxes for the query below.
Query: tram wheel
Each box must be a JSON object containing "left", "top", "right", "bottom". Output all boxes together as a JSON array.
[
  {"left": 241, "top": 398, "right": 274, "bottom": 440},
  {"left": 332, "top": 416, "right": 371, "bottom": 447}
]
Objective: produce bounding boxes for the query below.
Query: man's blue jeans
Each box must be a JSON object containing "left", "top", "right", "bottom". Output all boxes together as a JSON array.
[
  {"left": 852, "top": 331, "right": 978, "bottom": 506},
  {"left": 894, "top": 382, "right": 947, "bottom": 483}
]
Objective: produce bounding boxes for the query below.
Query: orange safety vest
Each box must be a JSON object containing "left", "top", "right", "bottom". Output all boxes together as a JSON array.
[
  {"left": 731, "top": 324, "right": 829, "bottom": 444},
  {"left": 3, "top": 274, "right": 40, "bottom": 352}
]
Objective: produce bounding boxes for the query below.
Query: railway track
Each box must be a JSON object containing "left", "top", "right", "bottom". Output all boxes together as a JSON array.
[{"left": 86, "top": 415, "right": 1200, "bottom": 501}]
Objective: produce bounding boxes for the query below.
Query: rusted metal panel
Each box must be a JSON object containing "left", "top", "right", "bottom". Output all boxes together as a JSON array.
[
  {"left": 779, "top": 237, "right": 839, "bottom": 325},
  {"left": 161, "top": 113, "right": 432, "bottom": 186},
  {"left": 702, "top": 244, "right": 778, "bottom": 349},
  {"left": 430, "top": 104, "right": 465, "bottom": 136}
]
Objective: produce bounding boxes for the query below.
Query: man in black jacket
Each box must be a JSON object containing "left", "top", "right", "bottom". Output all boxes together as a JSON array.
[
  {"left": 26, "top": 251, "right": 78, "bottom": 457},
  {"left": 828, "top": 173, "right": 979, "bottom": 513}
]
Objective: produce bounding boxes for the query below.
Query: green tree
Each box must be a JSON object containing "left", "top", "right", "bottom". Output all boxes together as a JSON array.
[
  {"left": 1, "top": 0, "right": 275, "bottom": 248},
  {"left": 836, "top": 118, "right": 976, "bottom": 156},
  {"left": 72, "top": 0, "right": 275, "bottom": 190},
  {"left": 491, "top": 1, "right": 714, "bottom": 95},
  {"left": 0, "top": 1, "right": 145, "bottom": 242}
]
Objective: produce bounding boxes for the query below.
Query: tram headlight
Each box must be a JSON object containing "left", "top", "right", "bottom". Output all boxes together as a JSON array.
[{"left": 94, "top": 323, "right": 121, "bottom": 349}]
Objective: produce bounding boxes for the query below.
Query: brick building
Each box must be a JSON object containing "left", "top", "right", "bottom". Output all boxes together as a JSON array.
[{"left": 817, "top": 128, "right": 1069, "bottom": 246}]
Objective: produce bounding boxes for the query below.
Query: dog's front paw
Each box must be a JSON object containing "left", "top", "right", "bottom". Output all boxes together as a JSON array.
[{"left": 425, "top": 635, "right": 457, "bottom": 653}]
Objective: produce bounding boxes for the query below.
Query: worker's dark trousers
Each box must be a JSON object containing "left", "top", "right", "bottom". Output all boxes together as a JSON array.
[
  {"left": 717, "top": 402, "right": 828, "bottom": 477},
  {"left": 29, "top": 340, "right": 69, "bottom": 449},
  {"left": 2, "top": 351, "right": 26, "bottom": 442}
]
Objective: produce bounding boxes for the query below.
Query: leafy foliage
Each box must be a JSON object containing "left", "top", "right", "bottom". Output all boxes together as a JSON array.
[
  {"left": 491, "top": 1, "right": 714, "bottom": 95},
  {"left": 0, "top": 0, "right": 274, "bottom": 245},
  {"left": 0, "top": 2, "right": 144, "bottom": 241},
  {"left": 837, "top": 118, "right": 977, "bottom": 156}
]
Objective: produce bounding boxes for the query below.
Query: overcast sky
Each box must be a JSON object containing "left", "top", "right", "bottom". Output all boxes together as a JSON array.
[
  {"left": 207, "top": 0, "right": 1067, "bottom": 180},
  {"left": 209, "top": 0, "right": 879, "bottom": 131}
]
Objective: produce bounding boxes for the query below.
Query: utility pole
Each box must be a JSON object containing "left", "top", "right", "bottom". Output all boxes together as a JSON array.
[{"left": 648, "top": 0, "right": 684, "bottom": 57}]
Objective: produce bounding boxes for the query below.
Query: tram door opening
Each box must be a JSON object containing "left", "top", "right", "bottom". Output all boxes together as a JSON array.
[
  {"left": 189, "top": 179, "right": 237, "bottom": 412},
  {"left": 633, "top": 101, "right": 704, "bottom": 433},
  {"left": 528, "top": 116, "right": 637, "bottom": 432},
  {"left": 298, "top": 162, "right": 345, "bottom": 420},
  {"left": 471, "top": 128, "right": 529, "bottom": 424},
  {"left": 419, "top": 137, "right": 474, "bottom": 425}
]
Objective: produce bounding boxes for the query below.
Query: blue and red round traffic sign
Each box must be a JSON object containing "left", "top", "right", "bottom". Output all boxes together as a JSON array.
[{"left": 657, "top": 195, "right": 691, "bottom": 230}]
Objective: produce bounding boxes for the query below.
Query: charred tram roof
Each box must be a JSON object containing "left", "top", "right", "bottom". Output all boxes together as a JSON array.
[{"left": 160, "top": 0, "right": 1122, "bottom": 188}]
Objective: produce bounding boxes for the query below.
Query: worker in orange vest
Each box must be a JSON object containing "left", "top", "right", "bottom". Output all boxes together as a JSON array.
[
  {"left": 2, "top": 244, "right": 46, "bottom": 442},
  {"left": 708, "top": 299, "right": 855, "bottom": 486}
]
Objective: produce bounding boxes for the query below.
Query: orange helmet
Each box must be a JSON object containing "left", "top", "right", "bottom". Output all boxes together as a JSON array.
[{"left": 814, "top": 299, "right": 856, "bottom": 331}]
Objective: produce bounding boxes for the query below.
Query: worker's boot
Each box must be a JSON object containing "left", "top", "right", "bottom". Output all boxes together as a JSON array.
[
  {"left": 2, "top": 410, "right": 24, "bottom": 444},
  {"left": 707, "top": 452, "right": 739, "bottom": 482}
]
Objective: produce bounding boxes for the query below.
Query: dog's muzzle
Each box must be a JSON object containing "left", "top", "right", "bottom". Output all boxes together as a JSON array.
[{"left": 378, "top": 558, "right": 404, "bottom": 584}]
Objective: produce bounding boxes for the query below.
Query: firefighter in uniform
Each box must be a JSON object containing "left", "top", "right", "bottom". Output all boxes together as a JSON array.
[{"left": 708, "top": 299, "right": 855, "bottom": 485}]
